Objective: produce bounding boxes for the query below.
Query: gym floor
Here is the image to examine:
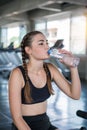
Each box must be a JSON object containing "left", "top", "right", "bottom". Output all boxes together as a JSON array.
[{"left": 0, "top": 75, "right": 87, "bottom": 130}]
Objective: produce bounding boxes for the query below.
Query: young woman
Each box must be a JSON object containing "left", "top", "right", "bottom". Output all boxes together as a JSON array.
[{"left": 9, "top": 31, "right": 81, "bottom": 130}]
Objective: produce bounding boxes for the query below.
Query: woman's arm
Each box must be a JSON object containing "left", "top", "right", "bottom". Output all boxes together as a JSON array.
[
  {"left": 69, "top": 67, "right": 81, "bottom": 99},
  {"left": 8, "top": 68, "right": 31, "bottom": 130},
  {"left": 48, "top": 60, "right": 81, "bottom": 100}
]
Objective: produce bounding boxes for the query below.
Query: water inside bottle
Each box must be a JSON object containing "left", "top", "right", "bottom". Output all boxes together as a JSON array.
[
  {"left": 63, "top": 55, "right": 80, "bottom": 67},
  {"left": 48, "top": 48, "right": 80, "bottom": 67}
]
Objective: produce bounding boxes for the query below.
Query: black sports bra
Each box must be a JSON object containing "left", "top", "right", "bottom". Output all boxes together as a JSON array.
[{"left": 18, "top": 65, "right": 51, "bottom": 104}]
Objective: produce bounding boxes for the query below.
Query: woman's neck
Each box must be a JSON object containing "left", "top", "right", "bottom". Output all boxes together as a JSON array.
[{"left": 27, "top": 60, "right": 44, "bottom": 74}]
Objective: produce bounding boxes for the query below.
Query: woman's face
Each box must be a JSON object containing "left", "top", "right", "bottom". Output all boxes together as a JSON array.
[{"left": 28, "top": 33, "right": 50, "bottom": 60}]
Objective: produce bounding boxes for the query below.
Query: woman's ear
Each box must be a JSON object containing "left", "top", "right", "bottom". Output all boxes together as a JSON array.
[{"left": 25, "top": 46, "right": 32, "bottom": 55}]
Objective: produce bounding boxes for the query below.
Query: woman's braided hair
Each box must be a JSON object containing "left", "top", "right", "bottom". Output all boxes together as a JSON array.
[{"left": 21, "top": 31, "right": 54, "bottom": 103}]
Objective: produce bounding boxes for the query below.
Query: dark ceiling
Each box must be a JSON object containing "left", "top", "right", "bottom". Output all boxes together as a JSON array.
[
  {"left": 0, "top": 0, "right": 87, "bottom": 26},
  {"left": 0, "top": 0, "right": 13, "bottom": 6}
]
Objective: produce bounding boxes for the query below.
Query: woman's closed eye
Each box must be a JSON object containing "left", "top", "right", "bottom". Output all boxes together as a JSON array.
[
  {"left": 38, "top": 39, "right": 49, "bottom": 46},
  {"left": 39, "top": 42, "right": 44, "bottom": 45},
  {"left": 38, "top": 42, "right": 49, "bottom": 47}
]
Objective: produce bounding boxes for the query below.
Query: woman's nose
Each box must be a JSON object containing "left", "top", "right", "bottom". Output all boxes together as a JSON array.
[{"left": 45, "top": 43, "right": 49, "bottom": 49}]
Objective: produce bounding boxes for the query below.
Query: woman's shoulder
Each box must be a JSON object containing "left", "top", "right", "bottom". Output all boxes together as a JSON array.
[
  {"left": 45, "top": 62, "right": 60, "bottom": 79},
  {"left": 47, "top": 61, "right": 61, "bottom": 73},
  {"left": 46, "top": 62, "right": 58, "bottom": 70},
  {"left": 9, "top": 65, "right": 24, "bottom": 88},
  {"left": 9, "top": 65, "right": 24, "bottom": 80}
]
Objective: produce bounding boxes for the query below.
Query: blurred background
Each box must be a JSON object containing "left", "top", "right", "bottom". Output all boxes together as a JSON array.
[{"left": 0, "top": 0, "right": 87, "bottom": 130}]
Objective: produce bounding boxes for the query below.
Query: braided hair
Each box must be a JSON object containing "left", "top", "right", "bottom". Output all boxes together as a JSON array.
[{"left": 21, "top": 31, "right": 54, "bottom": 103}]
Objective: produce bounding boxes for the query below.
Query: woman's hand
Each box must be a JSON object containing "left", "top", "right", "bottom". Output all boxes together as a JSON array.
[
  {"left": 58, "top": 49, "right": 78, "bottom": 67},
  {"left": 58, "top": 49, "right": 73, "bottom": 56}
]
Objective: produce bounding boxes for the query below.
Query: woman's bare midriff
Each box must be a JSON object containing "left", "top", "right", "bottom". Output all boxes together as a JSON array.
[{"left": 22, "top": 101, "right": 47, "bottom": 116}]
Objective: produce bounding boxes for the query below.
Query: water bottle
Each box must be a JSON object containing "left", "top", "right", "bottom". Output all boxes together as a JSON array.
[{"left": 48, "top": 48, "right": 80, "bottom": 67}]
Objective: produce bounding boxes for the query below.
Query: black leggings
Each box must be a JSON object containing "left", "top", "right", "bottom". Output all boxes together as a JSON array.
[{"left": 12, "top": 113, "right": 57, "bottom": 130}]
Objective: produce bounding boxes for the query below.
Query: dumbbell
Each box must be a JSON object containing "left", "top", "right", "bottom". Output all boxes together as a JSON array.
[{"left": 80, "top": 127, "right": 87, "bottom": 130}]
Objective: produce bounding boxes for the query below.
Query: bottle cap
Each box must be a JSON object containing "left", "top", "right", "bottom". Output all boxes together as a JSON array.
[{"left": 47, "top": 49, "right": 51, "bottom": 55}]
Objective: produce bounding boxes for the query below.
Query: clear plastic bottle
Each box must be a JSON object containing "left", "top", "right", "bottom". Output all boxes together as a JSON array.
[{"left": 48, "top": 48, "right": 80, "bottom": 67}]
